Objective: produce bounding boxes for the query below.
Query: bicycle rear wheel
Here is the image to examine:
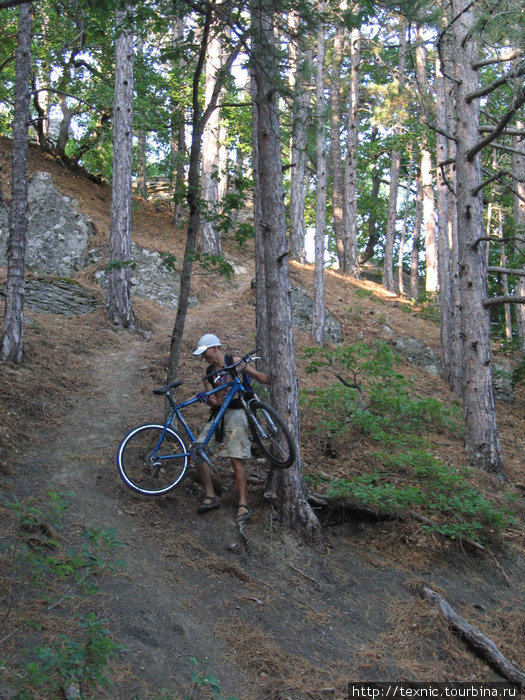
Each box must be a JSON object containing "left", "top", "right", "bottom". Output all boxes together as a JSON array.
[
  {"left": 246, "top": 401, "right": 295, "bottom": 469},
  {"left": 117, "top": 424, "right": 188, "bottom": 496}
]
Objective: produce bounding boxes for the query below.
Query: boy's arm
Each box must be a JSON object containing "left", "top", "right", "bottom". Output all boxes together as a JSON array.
[{"left": 244, "top": 364, "right": 270, "bottom": 385}]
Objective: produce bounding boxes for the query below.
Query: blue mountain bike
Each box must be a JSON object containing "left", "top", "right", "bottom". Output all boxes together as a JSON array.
[{"left": 117, "top": 349, "right": 296, "bottom": 496}]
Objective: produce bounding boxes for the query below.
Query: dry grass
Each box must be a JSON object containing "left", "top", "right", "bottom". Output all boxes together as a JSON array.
[{"left": 221, "top": 616, "right": 347, "bottom": 699}]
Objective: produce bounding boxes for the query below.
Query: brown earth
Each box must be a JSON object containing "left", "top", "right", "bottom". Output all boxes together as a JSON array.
[{"left": 0, "top": 138, "right": 524, "bottom": 699}]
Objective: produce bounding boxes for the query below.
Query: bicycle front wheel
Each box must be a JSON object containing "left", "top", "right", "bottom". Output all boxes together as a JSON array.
[
  {"left": 117, "top": 424, "right": 189, "bottom": 496},
  {"left": 246, "top": 401, "right": 296, "bottom": 469}
]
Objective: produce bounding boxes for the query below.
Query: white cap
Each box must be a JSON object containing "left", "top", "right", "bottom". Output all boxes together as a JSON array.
[{"left": 193, "top": 333, "right": 221, "bottom": 355}]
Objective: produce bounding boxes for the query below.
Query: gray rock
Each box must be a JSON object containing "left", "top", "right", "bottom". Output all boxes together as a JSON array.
[
  {"left": 0, "top": 278, "right": 99, "bottom": 316},
  {"left": 290, "top": 284, "right": 343, "bottom": 344},
  {"left": 392, "top": 336, "right": 441, "bottom": 376},
  {"left": 493, "top": 359, "right": 514, "bottom": 404},
  {"left": 95, "top": 243, "right": 196, "bottom": 310},
  {"left": 0, "top": 172, "right": 95, "bottom": 275}
]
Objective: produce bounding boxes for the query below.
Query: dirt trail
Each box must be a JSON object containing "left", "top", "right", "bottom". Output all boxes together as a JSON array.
[
  {"left": 12, "top": 328, "right": 523, "bottom": 699},
  {"left": 13, "top": 330, "right": 409, "bottom": 698}
]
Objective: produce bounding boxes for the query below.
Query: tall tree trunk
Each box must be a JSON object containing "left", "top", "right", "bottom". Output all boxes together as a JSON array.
[
  {"left": 513, "top": 121, "right": 525, "bottom": 354},
  {"left": 443, "top": 32, "right": 463, "bottom": 398},
  {"left": 451, "top": 0, "right": 505, "bottom": 478},
  {"left": 251, "top": 73, "right": 269, "bottom": 360},
  {"left": 398, "top": 151, "right": 414, "bottom": 297},
  {"left": 342, "top": 25, "right": 360, "bottom": 275},
  {"left": 250, "top": 0, "right": 323, "bottom": 545},
  {"left": 497, "top": 207, "right": 513, "bottom": 341},
  {"left": 107, "top": 7, "right": 135, "bottom": 329},
  {"left": 171, "top": 16, "right": 186, "bottom": 228},
  {"left": 199, "top": 33, "right": 223, "bottom": 256},
  {"left": 167, "top": 17, "right": 240, "bottom": 382},
  {"left": 436, "top": 56, "right": 453, "bottom": 384},
  {"left": 1, "top": 2, "right": 32, "bottom": 363},
  {"left": 410, "top": 172, "right": 423, "bottom": 300},
  {"left": 359, "top": 138, "right": 381, "bottom": 265},
  {"left": 328, "top": 23, "right": 345, "bottom": 270},
  {"left": 312, "top": 4, "right": 326, "bottom": 346},
  {"left": 383, "top": 148, "right": 401, "bottom": 292},
  {"left": 288, "top": 12, "right": 310, "bottom": 264},
  {"left": 382, "top": 17, "right": 406, "bottom": 293},
  {"left": 416, "top": 28, "right": 438, "bottom": 293}
]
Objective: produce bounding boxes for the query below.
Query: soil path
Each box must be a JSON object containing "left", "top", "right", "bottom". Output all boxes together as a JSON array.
[
  {"left": 17, "top": 331, "right": 407, "bottom": 698},
  {"left": 13, "top": 324, "right": 521, "bottom": 699}
]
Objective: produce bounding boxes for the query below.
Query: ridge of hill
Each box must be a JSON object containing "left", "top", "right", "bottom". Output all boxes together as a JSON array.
[{"left": 0, "top": 140, "right": 524, "bottom": 699}]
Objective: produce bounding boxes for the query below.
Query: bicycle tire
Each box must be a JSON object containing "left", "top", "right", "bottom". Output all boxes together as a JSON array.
[
  {"left": 246, "top": 401, "right": 296, "bottom": 469},
  {"left": 117, "top": 424, "right": 189, "bottom": 496}
]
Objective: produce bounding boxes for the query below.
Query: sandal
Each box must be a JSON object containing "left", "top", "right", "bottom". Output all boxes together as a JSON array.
[
  {"left": 197, "top": 496, "right": 220, "bottom": 514},
  {"left": 235, "top": 504, "right": 252, "bottom": 523}
]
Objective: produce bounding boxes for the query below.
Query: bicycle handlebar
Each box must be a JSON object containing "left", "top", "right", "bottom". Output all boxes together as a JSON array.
[{"left": 202, "top": 347, "right": 261, "bottom": 385}]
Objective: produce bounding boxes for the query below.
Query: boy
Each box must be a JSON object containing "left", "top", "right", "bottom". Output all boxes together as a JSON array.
[{"left": 192, "top": 333, "right": 270, "bottom": 523}]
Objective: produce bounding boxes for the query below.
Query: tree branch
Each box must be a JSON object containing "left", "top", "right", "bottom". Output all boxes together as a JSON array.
[
  {"left": 479, "top": 126, "right": 525, "bottom": 136},
  {"left": 472, "top": 50, "right": 523, "bottom": 70},
  {"left": 483, "top": 295, "right": 525, "bottom": 307},
  {"left": 474, "top": 235, "right": 525, "bottom": 247},
  {"left": 466, "top": 87, "right": 525, "bottom": 161},
  {"left": 471, "top": 170, "right": 512, "bottom": 197},
  {"left": 488, "top": 267, "right": 525, "bottom": 277},
  {"left": 465, "top": 59, "right": 525, "bottom": 103},
  {"left": 418, "top": 585, "right": 525, "bottom": 689}
]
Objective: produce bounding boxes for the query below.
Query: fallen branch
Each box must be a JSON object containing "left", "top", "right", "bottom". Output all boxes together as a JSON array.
[{"left": 418, "top": 585, "right": 525, "bottom": 690}]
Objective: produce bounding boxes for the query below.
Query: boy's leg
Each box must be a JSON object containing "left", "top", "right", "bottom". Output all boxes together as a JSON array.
[
  {"left": 230, "top": 457, "right": 247, "bottom": 508},
  {"left": 196, "top": 460, "right": 216, "bottom": 500}
]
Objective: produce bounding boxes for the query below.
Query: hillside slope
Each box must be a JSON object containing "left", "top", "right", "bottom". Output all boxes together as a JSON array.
[{"left": 1, "top": 140, "right": 524, "bottom": 699}]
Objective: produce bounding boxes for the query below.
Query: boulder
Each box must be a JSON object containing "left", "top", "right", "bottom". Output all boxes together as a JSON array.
[
  {"left": 0, "top": 172, "right": 95, "bottom": 275},
  {"left": 290, "top": 284, "right": 343, "bottom": 344}
]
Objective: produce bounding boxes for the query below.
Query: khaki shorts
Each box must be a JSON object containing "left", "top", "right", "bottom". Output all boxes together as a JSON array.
[{"left": 197, "top": 408, "right": 251, "bottom": 460}]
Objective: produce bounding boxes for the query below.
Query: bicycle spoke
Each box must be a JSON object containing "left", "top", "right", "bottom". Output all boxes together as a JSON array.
[{"left": 118, "top": 425, "right": 188, "bottom": 495}]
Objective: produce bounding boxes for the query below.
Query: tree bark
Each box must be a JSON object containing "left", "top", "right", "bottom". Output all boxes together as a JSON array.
[
  {"left": 107, "top": 7, "right": 135, "bottom": 329},
  {"left": 328, "top": 23, "right": 345, "bottom": 271},
  {"left": 288, "top": 12, "right": 311, "bottom": 264},
  {"left": 312, "top": 4, "right": 326, "bottom": 346},
  {"left": 416, "top": 28, "right": 438, "bottom": 294},
  {"left": 250, "top": 0, "right": 323, "bottom": 546},
  {"left": 342, "top": 25, "right": 360, "bottom": 275},
  {"left": 382, "top": 17, "right": 406, "bottom": 293},
  {"left": 451, "top": 0, "right": 505, "bottom": 478},
  {"left": 410, "top": 173, "right": 423, "bottom": 301},
  {"left": 199, "top": 33, "right": 223, "bottom": 256},
  {"left": 513, "top": 120, "right": 525, "bottom": 354},
  {"left": 1, "top": 2, "right": 32, "bottom": 364}
]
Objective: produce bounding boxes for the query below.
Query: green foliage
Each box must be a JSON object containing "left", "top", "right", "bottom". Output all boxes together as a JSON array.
[
  {"left": 15, "top": 613, "right": 121, "bottom": 698},
  {"left": 415, "top": 291, "right": 440, "bottom": 325},
  {"left": 301, "top": 342, "right": 513, "bottom": 543},
  {"left": 302, "top": 341, "right": 461, "bottom": 447},
  {"left": 325, "top": 450, "right": 514, "bottom": 542},
  {"left": 106, "top": 259, "right": 138, "bottom": 272},
  {"left": 0, "top": 490, "right": 126, "bottom": 697},
  {"left": 160, "top": 250, "right": 235, "bottom": 279},
  {"left": 513, "top": 357, "right": 525, "bottom": 387},
  {"left": 188, "top": 657, "right": 240, "bottom": 700}
]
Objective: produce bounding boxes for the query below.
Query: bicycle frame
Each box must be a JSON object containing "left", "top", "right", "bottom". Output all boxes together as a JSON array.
[{"left": 150, "top": 375, "right": 249, "bottom": 469}]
